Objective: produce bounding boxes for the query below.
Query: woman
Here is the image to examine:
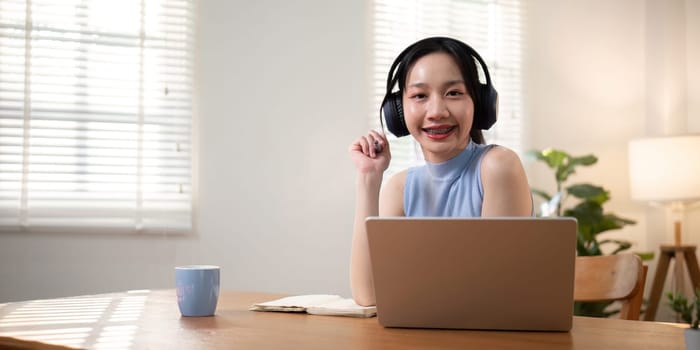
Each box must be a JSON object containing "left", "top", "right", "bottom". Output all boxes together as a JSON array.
[{"left": 348, "top": 37, "right": 532, "bottom": 306}]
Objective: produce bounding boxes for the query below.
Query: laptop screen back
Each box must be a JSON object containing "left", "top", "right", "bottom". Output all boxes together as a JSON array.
[{"left": 366, "top": 217, "right": 577, "bottom": 331}]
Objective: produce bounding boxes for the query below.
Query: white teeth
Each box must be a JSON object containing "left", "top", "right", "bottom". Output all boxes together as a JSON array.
[{"left": 424, "top": 127, "right": 454, "bottom": 135}]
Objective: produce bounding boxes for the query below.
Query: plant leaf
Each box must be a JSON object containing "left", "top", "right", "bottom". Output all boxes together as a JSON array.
[
  {"left": 599, "top": 239, "right": 632, "bottom": 254},
  {"left": 588, "top": 239, "right": 602, "bottom": 255},
  {"left": 531, "top": 188, "right": 552, "bottom": 201},
  {"left": 564, "top": 202, "right": 604, "bottom": 240},
  {"left": 567, "top": 184, "right": 609, "bottom": 204},
  {"left": 554, "top": 153, "right": 597, "bottom": 183},
  {"left": 555, "top": 165, "right": 575, "bottom": 183},
  {"left": 530, "top": 148, "right": 569, "bottom": 169},
  {"left": 605, "top": 213, "right": 637, "bottom": 226},
  {"left": 574, "top": 300, "right": 615, "bottom": 318},
  {"left": 635, "top": 252, "right": 655, "bottom": 261},
  {"left": 576, "top": 235, "right": 593, "bottom": 256},
  {"left": 667, "top": 292, "right": 696, "bottom": 325},
  {"left": 576, "top": 232, "right": 603, "bottom": 256},
  {"left": 529, "top": 148, "right": 642, "bottom": 272},
  {"left": 569, "top": 154, "right": 598, "bottom": 167},
  {"left": 592, "top": 216, "right": 623, "bottom": 234},
  {"left": 589, "top": 214, "right": 636, "bottom": 235}
]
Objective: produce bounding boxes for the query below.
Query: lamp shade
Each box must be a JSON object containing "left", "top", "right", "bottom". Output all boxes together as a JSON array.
[{"left": 628, "top": 135, "right": 700, "bottom": 202}]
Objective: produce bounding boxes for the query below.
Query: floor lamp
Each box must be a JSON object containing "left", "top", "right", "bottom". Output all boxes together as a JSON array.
[{"left": 628, "top": 134, "right": 700, "bottom": 321}]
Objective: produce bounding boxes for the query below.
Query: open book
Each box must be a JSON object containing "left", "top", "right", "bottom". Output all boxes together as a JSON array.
[{"left": 249, "top": 294, "right": 376, "bottom": 318}]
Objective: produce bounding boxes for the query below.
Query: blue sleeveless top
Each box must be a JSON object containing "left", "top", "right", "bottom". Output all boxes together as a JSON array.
[{"left": 404, "top": 141, "right": 494, "bottom": 217}]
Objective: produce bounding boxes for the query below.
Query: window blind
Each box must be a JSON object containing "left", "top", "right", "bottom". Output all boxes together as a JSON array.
[
  {"left": 0, "top": 0, "right": 194, "bottom": 233},
  {"left": 371, "top": 0, "right": 523, "bottom": 176}
]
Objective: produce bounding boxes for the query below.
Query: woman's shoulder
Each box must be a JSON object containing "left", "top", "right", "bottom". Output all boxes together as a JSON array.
[
  {"left": 480, "top": 145, "right": 524, "bottom": 177},
  {"left": 385, "top": 169, "right": 408, "bottom": 191},
  {"left": 379, "top": 169, "right": 408, "bottom": 216}
]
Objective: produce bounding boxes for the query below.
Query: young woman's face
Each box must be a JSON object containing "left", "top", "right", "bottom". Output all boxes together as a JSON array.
[{"left": 403, "top": 52, "right": 474, "bottom": 163}]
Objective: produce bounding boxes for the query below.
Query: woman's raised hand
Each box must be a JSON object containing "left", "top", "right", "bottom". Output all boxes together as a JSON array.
[{"left": 349, "top": 130, "right": 391, "bottom": 175}]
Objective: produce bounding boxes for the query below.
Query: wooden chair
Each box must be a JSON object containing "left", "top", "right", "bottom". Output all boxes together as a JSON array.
[{"left": 574, "top": 254, "right": 648, "bottom": 320}]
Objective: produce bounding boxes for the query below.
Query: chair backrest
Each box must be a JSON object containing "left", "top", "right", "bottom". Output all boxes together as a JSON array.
[{"left": 574, "top": 254, "right": 647, "bottom": 320}]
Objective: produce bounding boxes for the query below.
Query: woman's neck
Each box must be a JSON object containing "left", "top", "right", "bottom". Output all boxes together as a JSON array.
[{"left": 421, "top": 138, "right": 472, "bottom": 164}]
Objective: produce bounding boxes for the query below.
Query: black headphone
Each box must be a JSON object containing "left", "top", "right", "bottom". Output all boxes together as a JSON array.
[{"left": 381, "top": 37, "right": 498, "bottom": 137}]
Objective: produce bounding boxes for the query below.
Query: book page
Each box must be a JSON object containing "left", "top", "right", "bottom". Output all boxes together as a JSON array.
[
  {"left": 306, "top": 298, "right": 377, "bottom": 318},
  {"left": 249, "top": 295, "right": 342, "bottom": 312},
  {"left": 249, "top": 295, "right": 376, "bottom": 318}
]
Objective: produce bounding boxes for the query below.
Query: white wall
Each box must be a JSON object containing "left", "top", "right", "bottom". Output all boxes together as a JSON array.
[
  {"left": 0, "top": 0, "right": 698, "bottom": 325},
  {"left": 686, "top": 0, "right": 700, "bottom": 250},
  {"left": 691, "top": 0, "right": 700, "bottom": 132},
  {"left": 524, "top": 0, "right": 648, "bottom": 252},
  {"left": 0, "top": 0, "right": 367, "bottom": 302},
  {"left": 192, "top": 0, "right": 366, "bottom": 296}
]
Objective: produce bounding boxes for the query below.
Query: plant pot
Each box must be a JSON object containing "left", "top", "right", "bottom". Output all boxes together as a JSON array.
[{"left": 685, "top": 328, "right": 700, "bottom": 349}]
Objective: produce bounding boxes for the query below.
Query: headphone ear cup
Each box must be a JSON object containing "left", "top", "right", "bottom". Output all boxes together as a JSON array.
[
  {"left": 382, "top": 91, "right": 410, "bottom": 137},
  {"left": 474, "top": 84, "right": 498, "bottom": 130}
]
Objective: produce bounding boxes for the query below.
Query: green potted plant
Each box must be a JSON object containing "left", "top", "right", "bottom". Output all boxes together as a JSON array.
[
  {"left": 528, "top": 148, "right": 650, "bottom": 317},
  {"left": 667, "top": 290, "right": 700, "bottom": 349}
]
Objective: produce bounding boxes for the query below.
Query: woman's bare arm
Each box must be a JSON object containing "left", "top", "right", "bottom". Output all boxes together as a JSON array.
[
  {"left": 350, "top": 169, "right": 405, "bottom": 306},
  {"left": 480, "top": 146, "right": 533, "bottom": 217}
]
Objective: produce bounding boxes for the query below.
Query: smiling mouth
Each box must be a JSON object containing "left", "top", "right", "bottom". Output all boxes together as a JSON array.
[{"left": 423, "top": 126, "right": 456, "bottom": 135}]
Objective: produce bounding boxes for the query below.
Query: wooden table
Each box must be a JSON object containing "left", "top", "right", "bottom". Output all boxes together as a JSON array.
[{"left": 0, "top": 290, "right": 687, "bottom": 349}]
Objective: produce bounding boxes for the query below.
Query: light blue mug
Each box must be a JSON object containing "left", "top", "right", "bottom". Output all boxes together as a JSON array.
[{"left": 175, "top": 265, "right": 220, "bottom": 317}]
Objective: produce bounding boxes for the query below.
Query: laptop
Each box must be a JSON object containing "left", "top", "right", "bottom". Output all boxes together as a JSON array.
[{"left": 365, "top": 217, "right": 577, "bottom": 331}]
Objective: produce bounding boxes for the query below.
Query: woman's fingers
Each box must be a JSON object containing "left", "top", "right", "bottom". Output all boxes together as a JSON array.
[
  {"left": 350, "top": 136, "right": 367, "bottom": 154},
  {"left": 363, "top": 134, "right": 376, "bottom": 158},
  {"left": 349, "top": 130, "right": 391, "bottom": 174},
  {"left": 350, "top": 130, "right": 388, "bottom": 159},
  {"left": 368, "top": 130, "right": 386, "bottom": 155}
]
